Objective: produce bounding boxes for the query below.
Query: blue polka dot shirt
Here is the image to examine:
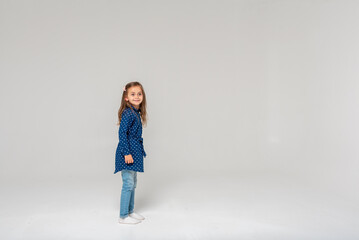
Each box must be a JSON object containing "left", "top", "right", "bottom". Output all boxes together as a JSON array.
[{"left": 114, "top": 105, "right": 147, "bottom": 174}]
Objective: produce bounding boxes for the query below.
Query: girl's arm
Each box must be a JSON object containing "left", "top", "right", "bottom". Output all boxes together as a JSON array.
[{"left": 118, "top": 109, "right": 134, "bottom": 156}]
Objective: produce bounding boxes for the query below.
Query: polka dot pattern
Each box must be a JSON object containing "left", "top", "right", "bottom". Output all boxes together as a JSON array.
[{"left": 114, "top": 105, "right": 147, "bottom": 174}]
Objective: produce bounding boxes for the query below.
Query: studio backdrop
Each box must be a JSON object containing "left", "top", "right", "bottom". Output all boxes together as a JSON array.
[{"left": 0, "top": 0, "right": 358, "bottom": 201}]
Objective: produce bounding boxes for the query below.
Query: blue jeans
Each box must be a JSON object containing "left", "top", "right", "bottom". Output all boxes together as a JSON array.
[{"left": 119, "top": 170, "right": 137, "bottom": 218}]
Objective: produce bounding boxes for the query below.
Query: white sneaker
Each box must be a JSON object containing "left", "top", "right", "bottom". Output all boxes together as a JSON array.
[
  {"left": 118, "top": 216, "right": 141, "bottom": 224},
  {"left": 129, "top": 212, "right": 145, "bottom": 220}
]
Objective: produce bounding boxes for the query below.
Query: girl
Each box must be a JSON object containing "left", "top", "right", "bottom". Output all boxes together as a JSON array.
[{"left": 114, "top": 81, "right": 148, "bottom": 224}]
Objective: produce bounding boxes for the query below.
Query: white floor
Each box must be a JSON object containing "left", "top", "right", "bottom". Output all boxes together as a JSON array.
[{"left": 1, "top": 173, "right": 358, "bottom": 240}]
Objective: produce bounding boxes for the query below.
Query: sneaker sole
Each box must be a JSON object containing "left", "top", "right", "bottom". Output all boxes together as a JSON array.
[
  {"left": 118, "top": 221, "right": 141, "bottom": 224},
  {"left": 129, "top": 216, "right": 145, "bottom": 220},
  {"left": 118, "top": 218, "right": 142, "bottom": 224}
]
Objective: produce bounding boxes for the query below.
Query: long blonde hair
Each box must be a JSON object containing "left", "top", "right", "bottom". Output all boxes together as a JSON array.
[{"left": 117, "top": 82, "right": 147, "bottom": 127}]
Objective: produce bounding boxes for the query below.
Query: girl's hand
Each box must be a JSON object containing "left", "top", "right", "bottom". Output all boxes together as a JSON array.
[{"left": 124, "top": 154, "right": 134, "bottom": 164}]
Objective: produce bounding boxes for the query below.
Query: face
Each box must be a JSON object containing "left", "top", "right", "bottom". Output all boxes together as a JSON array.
[{"left": 125, "top": 86, "right": 143, "bottom": 108}]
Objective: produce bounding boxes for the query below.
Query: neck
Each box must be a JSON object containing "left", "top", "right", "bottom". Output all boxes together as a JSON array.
[{"left": 132, "top": 104, "right": 139, "bottom": 110}]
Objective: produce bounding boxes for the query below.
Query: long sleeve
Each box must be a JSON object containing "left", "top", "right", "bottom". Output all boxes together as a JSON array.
[{"left": 118, "top": 109, "right": 134, "bottom": 156}]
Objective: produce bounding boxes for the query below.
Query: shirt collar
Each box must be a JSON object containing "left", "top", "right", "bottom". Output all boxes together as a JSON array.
[{"left": 130, "top": 105, "right": 141, "bottom": 113}]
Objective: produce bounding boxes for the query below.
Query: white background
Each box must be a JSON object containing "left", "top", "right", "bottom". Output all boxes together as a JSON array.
[{"left": 1, "top": 0, "right": 358, "bottom": 239}]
